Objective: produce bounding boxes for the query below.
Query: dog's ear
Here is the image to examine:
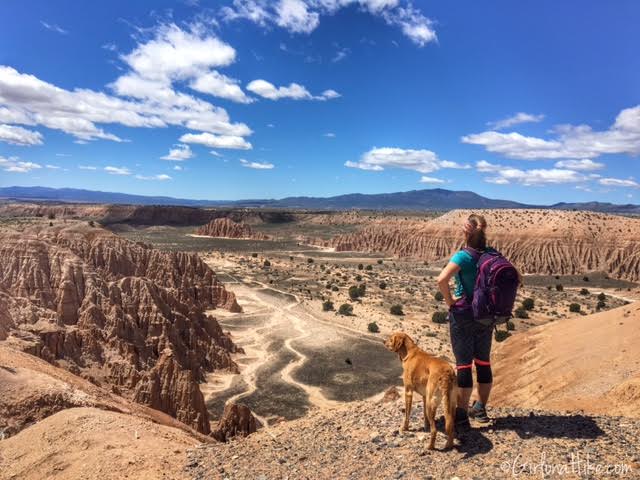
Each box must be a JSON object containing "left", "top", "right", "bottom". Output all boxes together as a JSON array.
[{"left": 391, "top": 333, "right": 405, "bottom": 352}]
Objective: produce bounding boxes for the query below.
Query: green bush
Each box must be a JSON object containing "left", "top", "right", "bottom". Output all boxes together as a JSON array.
[
  {"left": 583, "top": 276, "right": 589, "bottom": 282},
  {"left": 338, "top": 303, "right": 353, "bottom": 316},
  {"left": 390, "top": 304, "right": 404, "bottom": 316},
  {"left": 569, "top": 303, "right": 581, "bottom": 313},
  {"left": 377, "top": 259, "right": 383, "bottom": 265},
  {"left": 432, "top": 311, "right": 448, "bottom": 324},
  {"left": 514, "top": 307, "right": 529, "bottom": 319},
  {"left": 348, "top": 286, "right": 361, "bottom": 300},
  {"left": 88, "top": 220, "right": 95, "bottom": 227},
  {"left": 357, "top": 284, "right": 366, "bottom": 297},
  {"left": 251, "top": 253, "right": 258, "bottom": 258},
  {"left": 355, "top": 274, "right": 362, "bottom": 282},
  {"left": 307, "top": 258, "right": 314, "bottom": 264},
  {"left": 357, "top": 263, "right": 364, "bottom": 270},
  {"left": 555, "top": 284, "right": 564, "bottom": 292},
  {"left": 365, "top": 265, "right": 373, "bottom": 271},
  {"left": 579, "top": 288, "right": 589, "bottom": 295},
  {"left": 521, "top": 298, "right": 535, "bottom": 311},
  {"left": 331, "top": 286, "right": 339, "bottom": 292},
  {"left": 367, "top": 322, "right": 379, "bottom": 333},
  {"left": 322, "top": 300, "right": 334, "bottom": 311},
  {"left": 263, "top": 259, "right": 271, "bottom": 268},
  {"left": 597, "top": 292, "right": 606, "bottom": 302},
  {"left": 506, "top": 320, "right": 515, "bottom": 331},
  {"left": 434, "top": 291, "right": 444, "bottom": 302},
  {"left": 596, "top": 300, "right": 606, "bottom": 310},
  {"left": 379, "top": 282, "right": 387, "bottom": 290},
  {"left": 495, "top": 330, "right": 511, "bottom": 342}
]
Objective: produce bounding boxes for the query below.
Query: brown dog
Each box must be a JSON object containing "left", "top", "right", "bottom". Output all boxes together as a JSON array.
[{"left": 385, "top": 332, "right": 457, "bottom": 450}]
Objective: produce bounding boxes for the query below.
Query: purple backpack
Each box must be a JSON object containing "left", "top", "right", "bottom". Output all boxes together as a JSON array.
[{"left": 464, "top": 248, "right": 519, "bottom": 326}]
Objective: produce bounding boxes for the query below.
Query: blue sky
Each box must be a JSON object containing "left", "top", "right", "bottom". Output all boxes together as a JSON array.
[{"left": 0, "top": 0, "right": 639, "bottom": 203}]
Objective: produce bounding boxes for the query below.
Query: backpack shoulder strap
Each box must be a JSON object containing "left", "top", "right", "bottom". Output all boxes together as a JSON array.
[{"left": 462, "top": 247, "right": 481, "bottom": 262}]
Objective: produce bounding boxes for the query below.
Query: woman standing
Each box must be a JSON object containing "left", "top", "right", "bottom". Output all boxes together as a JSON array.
[{"left": 436, "top": 214, "right": 492, "bottom": 427}]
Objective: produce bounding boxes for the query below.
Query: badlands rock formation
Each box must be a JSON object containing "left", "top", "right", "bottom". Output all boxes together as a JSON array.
[
  {"left": 314, "top": 209, "right": 640, "bottom": 282},
  {"left": 0, "top": 223, "right": 242, "bottom": 434},
  {"left": 491, "top": 301, "right": 640, "bottom": 417},
  {"left": 196, "top": 217, "right": 269, "bottom": 239}
]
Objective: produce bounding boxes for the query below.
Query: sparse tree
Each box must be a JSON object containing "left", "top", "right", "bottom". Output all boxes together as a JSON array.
[
  {"left": 338, "top": 303, "right": 353, "bottom": 316},
  {"left": 390, "top": 304, "right": 404, "bottom": 316},
  {"left": 379, "top": 281, "right": 387, "bottom": 290},
  {"left": 569, "top": 303, "right": 581, "bottom": 313},
  {"left": 514, "top": 307, "right": 529, "bottom": 319},
  {"left": 495, "top": 330, "right": 511, "bottom": 342},
  {"left": 357, "top": 263, "right": 364, "bottom": 270},
  {"left": 579, "top": 288, "right": 589, "bottom": 295},
  {"left": 367, "top": 322, "right": 379, "bottom": 333},
  {"left": 597, "top": 292, "right": 606, "bottom": 302},
  {"left": 432, "top": 311, "right": 448, "bottom": 324},
  {"left": 555, "top": 284, "right": 564, "bottom": 292},
  {"left": 322, "top": 300, "right": 334, "bottom": 311},
  {"left": 434, "top": 291, "right": 444, "bottom": 302},
  {"left": 365, "top": 265, "right": 373, "bottom": 271},
  {"left": 521, "top": 298, "right": 534, "bottom": 311},
  {"left": 263, "top": 259, "right": 271, "bottom": 268}
]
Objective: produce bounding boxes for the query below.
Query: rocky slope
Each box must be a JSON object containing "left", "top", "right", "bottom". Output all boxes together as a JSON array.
[
  {"left": 0, "top": 223, "right": 242, "bottom": 434},
  {"left": 312, "top": 209, "right": 640, "bottom": 282},
  {"left": 188, "top": 396, "right": 640, "bottom": 480},
  {"left": 492, "top": 302, "right": 640, "bottom": 417},
  {"left": 196, "top": 217, "right": 269, "bottom": 239}
]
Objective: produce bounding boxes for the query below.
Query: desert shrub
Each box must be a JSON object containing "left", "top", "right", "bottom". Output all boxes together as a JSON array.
[
  {"left": 379, "top": 281, "right": 387, "bottom": 290},
  {"left": 390, "top": 304, "right": 404, "bottom": 316},
  {"left": 331, "top": 286, "right": 339, "bottom": 292},
  {"left": 49, "top": 221, "right": 53, "bottom": 227},
  {"left": 338, "top": 303, "right": 353, "bottom": 316},
  {"left": 579, "top": 288, "right": 589, "bottom": 295},
  {"left": 251, "top": 253, "right": 258, "bottom": 258},
  {"left": 569, "top": 303, "right": 581, "bottom": 313},
  {"left": 322, "top": 300, "right": 334, "bottom": 311},
  {"left": 88, "top": 220, "right": 95, "bottom": 227},
  {"left": 357, "top": 284, "right": 366, "bottom": 297},
  {"left": 47, "top": 212, "right": 56, "bottom": 220},
  {"left": 325, "top": 283, "right": 332, "bottom": 290},
  {"left": 355, "top": 274, "right": 362, "bottom": 282},
  {"left": 547, "top": 285, "right": 553, "bottom": 291},
  {"left": 597, "top": 292, "right": 606, "bottom": 302},
  {"left": 367, "top": 322, "right": 379, "bottom": 333},
  {"left": 348, "top": 286, "right": 361, "bottom": 300},
  {"left": 521, "top": 298, "right": 535, "bottom": 311},
  {"left": 495, "top": 330, "right": 511, "bottom": 342},
  {"left": 357, "top": 263, "right": 364, "bottom": 270},
  {"left": 555, "top": 284, "right": 564, "bottom": 292},
  {"left": 434, "top": 291, "right": 444, "bottom": 302},
  {"left": 377, "top": 259, "right": 383, "bottom": 265},
  {"left": 263, "top": 259, "right": 271, "bottom": 268},
  {"left": 583, "top": 276, "right": 589, "bottom": 282},
  {"left": 596, "top": 300, "right": 606, "bottom": 310},
  {"left": 365, "top": 265, "right": 373, "bottom": 271},
  {"left": 307, "top": 258, "right": 314, "bottom": 263},
  {"left": 506, "top": 320, "right": 515, "bottom": 331},
  {"left": 432, "top": 311, "right": 448, "bottom": 324},
  {"left": 514, "top": 307, "right": 529, "bottom": 319}
]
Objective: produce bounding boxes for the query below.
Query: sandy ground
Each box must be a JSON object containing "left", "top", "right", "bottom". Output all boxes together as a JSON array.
[
  {"left": 492, "top": 302, "right": 640, "bottom": 417},
  {"left": 0, "top": 407, "right": 199, "bottom": 480}
]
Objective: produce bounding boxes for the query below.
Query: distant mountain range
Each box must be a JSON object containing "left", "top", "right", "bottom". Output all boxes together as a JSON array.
[{"left": 1, "top": 186, "right": 638, "bottom": 213}]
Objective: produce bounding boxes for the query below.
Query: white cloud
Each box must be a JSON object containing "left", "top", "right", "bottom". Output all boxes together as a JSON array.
[
  {"left": 78, "top": 165, "right": 97, "bottom": 170},
  {"left": 189, "top": 70, "right": 253, "bottom": 103},
  {"left": 276, "top": 0, "right": 320, "bottom": 33},
  {"left": 554, "top": 159, "right": 604, "bottom": 171},
  {"left": 463, "top": 105, "right": 640, "bottom": 160},
  {"left": 324, "top": 132, "right": 336, "bottom": 138},
  {"left": 345, "top": 147, "right": 467, "bottom": 174},
  {"left": 40, "top": 21, "right": 68, "bottom": 35},
  {"left": 173, "top": 165, "right": 183, "bottom": 171},
  {"left": 332, "top": 46, "right": 350, "bottom": 63},
  {"left": 0, "top": 155, "right": 42, "bottom": 173},
  {"left": 135, "top": 173, "right": 172, "bottom": 180},
  {"left": 488, "top": 112, "right": 544, "bottom": 130},
  {"left": 221, "top": 0, "right": 436, "bottom": 46},
  {"left": 45, "top": 164, "right": 61, "bottom": 169},
  {"left": 0, "top": 124, "right": 43, "bottom": 146},
  {"left": 477, "top": 161, "right": 587, "bottom": 186},
  {"left": 104, "top": 166, "right": 132, "bottom": 175},
  {"left": 419, "top": 175, "right": 445, "bottom": 184},
  {"left": 598, "top": 177, "right": 639, "bottom": 188},
  {"left": 180, "top": 131, "right": 252, "bottom": 149},
  {"left": 240, "top": 158, "right": 274, "bottom": 169},
  {"left": 210, "top": 150, "right": 222, "bottom": 157},
  {"left": 246, "top": 79, "right": 339, "bottom": 101},
  {"left": 161, "top": 143, "right": 194, "bottom": 161},
  {"left": 0, "top": 23, "right": 252, "bottom": 145}
]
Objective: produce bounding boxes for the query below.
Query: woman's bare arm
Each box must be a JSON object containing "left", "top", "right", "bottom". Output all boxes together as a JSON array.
[{"left": 437, "top": 262, "right": 461, "bottom": 308}]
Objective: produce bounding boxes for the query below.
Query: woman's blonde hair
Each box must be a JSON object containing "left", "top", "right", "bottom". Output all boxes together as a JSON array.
[{"left": 465, "top": 213, "right": 487, "bottom": 250}]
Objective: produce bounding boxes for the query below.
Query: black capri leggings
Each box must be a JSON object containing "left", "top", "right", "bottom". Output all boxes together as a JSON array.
[{"left": 449, "top": 309, "right": 493, "bottom": 388}]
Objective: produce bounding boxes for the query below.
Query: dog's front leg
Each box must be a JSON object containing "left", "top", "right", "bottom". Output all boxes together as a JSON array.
[{"left": 402, "top": 387, "right": 413, "bottom": 432}]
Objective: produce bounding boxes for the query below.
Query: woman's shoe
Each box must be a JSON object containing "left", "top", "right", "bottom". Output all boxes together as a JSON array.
[{"left": 468, "top": 401, "right": 490, "bottom": 423}]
